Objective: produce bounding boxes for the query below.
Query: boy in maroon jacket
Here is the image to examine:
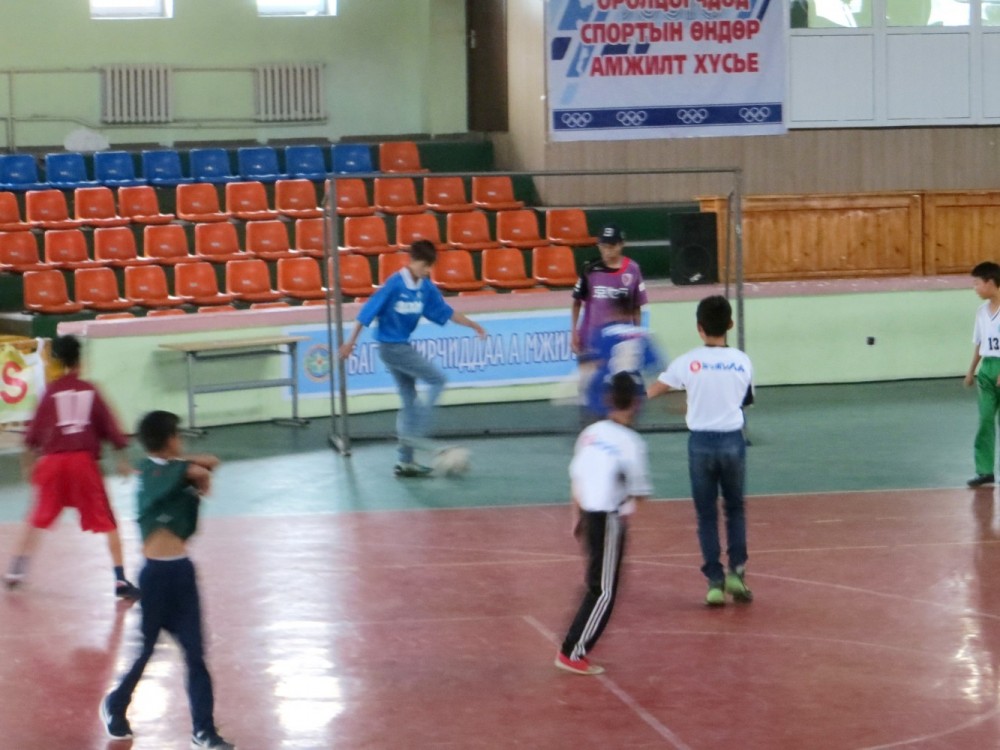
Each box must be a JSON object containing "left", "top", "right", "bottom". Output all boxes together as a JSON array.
[{"left": 4, "top": 335, "right": 139, "bottom": 599}]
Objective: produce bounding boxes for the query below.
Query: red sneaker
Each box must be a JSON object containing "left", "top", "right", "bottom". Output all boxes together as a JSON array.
[{"left": 554, "top": 651, "right": 605, "bottom": 675}]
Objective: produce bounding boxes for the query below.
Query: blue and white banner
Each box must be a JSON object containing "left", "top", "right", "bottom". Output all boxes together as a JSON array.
[
  {"left": 290, "top": 311, "right": 578, "bottom": 397},
  {"left": 547, "top": 0, "right": 786, "bottom": 141}
]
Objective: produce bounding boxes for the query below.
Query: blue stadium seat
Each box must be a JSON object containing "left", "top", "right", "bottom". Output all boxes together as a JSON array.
[
  {"left": 284, "top": 145, "right": 328, "bottom": 180},
  {"left": 94, "top": 151, "right": 146, "bottom": 187},
  {"left": 44, "top": 153, "right": 99, "bottom": 190},
  {"left": 142, "top": 149, "right": 194, "bottom": 186},
  {"left": 0, "top": 154, "right": 46, "bottom": 191},
  {"left": 237, "top": 146, "right": 288, "bottom": 182},
  {"left": 189, "top": 148, "right": 241, "bottom": 184},
  {"left": 331, "top": 144, "right": 375, "bottom": 174}
]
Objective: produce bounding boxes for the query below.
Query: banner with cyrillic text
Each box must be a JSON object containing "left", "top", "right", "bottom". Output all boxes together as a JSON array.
[
  {"left": 0, "top": 341, "right": 47, "bottom": 424},
  {"left": 290, "top": 311, "right": 577, "bottom": 397},
  {"left": 547, "top": 0, "right": 786, "bottom": 140}
]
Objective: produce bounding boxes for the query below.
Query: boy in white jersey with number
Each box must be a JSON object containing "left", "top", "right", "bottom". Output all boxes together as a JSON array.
[
  {"left": 965, "top": 261, "right": 1000, "bottom": 487},
  {"left": 556, "top": 372, "right": 652, "bottom": 676},
  {"left": 647, "top": 295, "right": 754, "bottom": 606}
]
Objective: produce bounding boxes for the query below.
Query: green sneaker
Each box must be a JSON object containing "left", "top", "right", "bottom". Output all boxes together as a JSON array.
[
  {"left": 394, "top": 462, "right": 433, "bottom": 478},
  {"left": 725, "top": 569, "right": 753, "bottom": 603},
  {"left": 705, "top": 581, "right": 725, "bottom": 607}
]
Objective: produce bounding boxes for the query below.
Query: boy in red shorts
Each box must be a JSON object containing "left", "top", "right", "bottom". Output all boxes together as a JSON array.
[{"left": 4, "top": 334, "right": 140, "bottom": 599}]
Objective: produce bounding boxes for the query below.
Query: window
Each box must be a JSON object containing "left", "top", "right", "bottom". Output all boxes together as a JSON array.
[
  {"left": 90, "top": 0, "right": 172, "bottom": 18},
  {"left": 257, "top": 0, "right": 336, "bottom": 17},
  {"left": 791, "top": 0, "right": 872, "bottom": 29}
]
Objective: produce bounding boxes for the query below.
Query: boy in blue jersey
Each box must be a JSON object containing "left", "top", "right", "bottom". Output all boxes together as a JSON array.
[{"left": 339, "top": 240, "right": 486, "bottom": 476}]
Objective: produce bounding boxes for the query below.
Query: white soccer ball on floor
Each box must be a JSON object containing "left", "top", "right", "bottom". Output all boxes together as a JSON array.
[{"left": 433, "top": 446, "right": 471, "bottom": 477}]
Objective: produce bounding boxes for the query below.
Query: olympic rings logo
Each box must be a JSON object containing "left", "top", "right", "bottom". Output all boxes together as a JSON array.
[
  {"left": 739, "top": 106, "right": 771, "bottom": 123},
  {"left": 616, "top": 110, "right": 648, "bottom": 127},
  {"left": 561, "top": 112, "right": 593, "bottom": 128},
  {"left": 677, "top": 108, "right": 709, "bottom": 125}
]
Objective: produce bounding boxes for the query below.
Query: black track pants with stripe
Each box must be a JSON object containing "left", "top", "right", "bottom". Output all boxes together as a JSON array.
[{"left": 561, "top": 510, "right": 626, "bottom": 660}]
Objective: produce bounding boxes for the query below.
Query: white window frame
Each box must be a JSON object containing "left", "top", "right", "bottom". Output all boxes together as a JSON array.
[
  {"left": 90, "top": 0, "right": 172, "bottom": 19},
  {"left": 256, "top": 0, "right": 336, "bottom": 17}
]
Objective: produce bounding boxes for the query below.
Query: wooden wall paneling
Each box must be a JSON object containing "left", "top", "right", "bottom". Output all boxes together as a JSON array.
[{"left": 924, "top": 191, "right": 1000, "bottom": 274}]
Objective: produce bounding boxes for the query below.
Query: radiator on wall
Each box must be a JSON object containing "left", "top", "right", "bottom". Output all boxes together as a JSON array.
[
  {"left": 101, "top": 65, "right": 174, "bottom": 124},
  {"left": 254, "top": 63, "right": 325, "bottom": 122}
]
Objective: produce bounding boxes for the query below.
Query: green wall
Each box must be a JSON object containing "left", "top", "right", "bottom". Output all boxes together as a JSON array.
[{"left": 0, "top": 0, "right": 467, "bottom": 149}]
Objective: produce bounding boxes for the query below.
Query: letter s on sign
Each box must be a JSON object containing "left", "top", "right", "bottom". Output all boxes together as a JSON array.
[{"left": 1, "top": 360, "right": 27, "bottom": 405}]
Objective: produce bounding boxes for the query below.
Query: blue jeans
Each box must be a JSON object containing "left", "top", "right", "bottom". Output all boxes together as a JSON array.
[
  {"left": 378, "top": 342, "right": 447, "bottom": 464},
  {"left": 688, "top": 430, "right": 748, "bottom": 583}
]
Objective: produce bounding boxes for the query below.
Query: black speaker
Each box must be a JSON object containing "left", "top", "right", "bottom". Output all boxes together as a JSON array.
[{"left": 667, "top": 212, "right": 718, "bottom": 286}]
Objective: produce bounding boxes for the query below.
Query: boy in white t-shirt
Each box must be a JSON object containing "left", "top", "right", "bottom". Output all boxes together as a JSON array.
[
  {"left": 647, "top": 295, "right": 754, "bottom": 606},
  {"left": 964, "top": 261, "right": 1000, "bottom": 488},
  {"left": 556, "top": 372, "right": 652, "bottom": 676}
]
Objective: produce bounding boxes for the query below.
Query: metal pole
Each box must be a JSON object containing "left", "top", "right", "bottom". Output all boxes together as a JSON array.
[
  {"left": 733, "top": 169, "right": 745, "bottom": 352},
  {"left": 323, "top": 178, "right": 351, "bottom": 455}
]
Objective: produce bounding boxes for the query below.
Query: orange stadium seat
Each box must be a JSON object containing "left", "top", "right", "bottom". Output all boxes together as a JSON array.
[
  {"left": 472, "top": 176, "right": 524, "bottom": 211},
  {"left": 93, "top": 227, "right": 152, "bottom": 267},
  {"left": 446, "top": 211, "right": 500, "bottom": 251},
  {"left": 197, "top": 305, "right": 238, "bottom": 313},
  {"left": 335, "top": 178, "right": 375, "bottom": 217},
  {"left": 176, "top": 183, "right": 230, "bottom": 223},
  {"left": 338, "top": 253, "right": 376, "bottom": 298},
  {"left": 124, "top": 265, "right": 188, "bottom": 308},
  {"left": 481, "top": 247, "right": 536, "bottom": 289},
  {"left": 532, "top": 245, "right": 578, "bottom": 287},
  {"left": 23, "top": 270, "right": 85, "bottom": 314},
  {"left": 431, "top": 249, "right": 484, "bottom": 293},
  {"left": 146, "top": 308, "right": 187, "bottom": 317},
  {"left": 277, "top": 256, "right": 327, "bottom": 301},
  {"left": 546, "top": 208, "right": 597, "bottom": 246},
  {"left": 0, "top": 232, "right": 47, "bottom": 272},
  {"left": 174, "top": 261, "right": 236, "bottom": 306},
  {"left": 143, "top": 224, "right": 193, "bottom": 265},
  {"left": 275, "top": 179, "right": 323, "bottom": 219},
  {"left": 394, "top": 213, "right": 446, "bottom": 250},
  {"left": 245, "top": 220, "right": 298, "bottom": 260},
  {"left": 373, "top": 178, "right": 425, "bottom": 215},
  {"left": 0, "top": 192, "right": 33, "bottom": 231},
  {"left": 294, "top": 217, "right": 326, "bottom": 258},
  {"left": 423, "top": 177, "right": 473, "bottom": 213},
  {"left": 194, "top": 222, "right": 246, "bottom": 264},
  {"left": 73, "top": 186, "right": 129, "bottom": 227},
  {"left": 249, "top": 301, "right": 291, "bottom": 310},
  {"left": 44, "top": 229, "right": 102, "bottom": 269},
  {"left": 341, "top": 216, "right": 395, "bottom": 256},
  {"left": 496, "top": 209, "right": 547, "bottom": 249},
  {"left": 74, "top": 268, "right": 133, "bottom": 312},
  {"left": 95, "top": 312, "right": 136, "bottom": 321},
  {"left": 378, "top": 141, "right": 427, "bottom": 173},
  {"left": 25, "top": 190, "right": 82, "bottom": 230},
  {"left": 225, "top": 181, "right": 279, "bottom": 221},
  {"left": 118, "top": 185, "right": 175, "bottom": 225},
  {"left": 377, "top": 252, "right": 408, "bottom": 284},
  {"left": 226, "top": 258, "right": 283, "bottom": 303}
]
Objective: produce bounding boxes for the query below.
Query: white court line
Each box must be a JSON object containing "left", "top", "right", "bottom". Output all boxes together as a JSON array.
[
  {"left": 521, "top": 615, "right": 694, "bottom": 750},
  {"left": 859, "top": 707, "right": 1000, "bottom": 750}
]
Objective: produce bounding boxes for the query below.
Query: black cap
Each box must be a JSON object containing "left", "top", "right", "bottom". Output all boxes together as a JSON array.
[{"left": 599, "top": 224, "right": 624, "bottom": 245}]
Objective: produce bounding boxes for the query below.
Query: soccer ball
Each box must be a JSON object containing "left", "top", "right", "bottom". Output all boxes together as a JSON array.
[{"left": 433, "top": 446, "right": 471, "bottom": 477}]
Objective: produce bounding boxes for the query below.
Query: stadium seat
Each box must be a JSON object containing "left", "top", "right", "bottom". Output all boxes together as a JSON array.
[
  {"left": 74, "top": 268, "right": 133, "bottom": 312},
  {"left": 249, "top": 301, "right": 291, "bottom": 310},
  {"left": 338, "top": 253, "right": 376, "bottom": 298},
  {"left": 176, "top": 183, "right": 230, "bottom": 223},
  {"left": 194, "top": 222, "right": 246, "bottom": 263},
  {"left": 94, "top": 227, "right": 153, "bottom": 267},
  {"left": 423, "top": 177, "right": 474, "bottom": 213},
  {"left": 341, "top": 216, "right": 395, "bottom": 256},
  {"left": 245, "top": 220, "right": 298, "bottom": 260},
  {"left": 25, "top": 190, "right": 83, "bottom": 229},
  {"left": 545, "top": 208, "right": 598, "bottom": 246},
  {"left": 0, "top": 232, "right": 47, "bottom": 272},
  {"left": 174, "top": 261, "right": 236, "bottom": 305},
  {"left": 197, "top": 304, "right": 237, "bottom": 313},
  {"left": 277, "top": 256, "right": 327, "bottom": 301},
  {"left": 284, "top": 146, "right": 328, "bottom": 180},
  {"left": 471, "top": 176, "right": 524, "bottom": 211},
  {"left": 0, "top": 155, "right": 46, "bottom": 191},
  {"left": 373, "top": 178, "right": 425, "bottom": 215},
  {"left": 394, "top": 213, "right": 446, "bottom": 250},
  {"left": 74, "top": 186, "right": 129, "bottom": 227},
  {"left": 335, "top": 178, "right": 375, "bottom": 217},
  {"left": 496, "top": 209, "right": 547, "bottom": 249},
  {"left": 431, "top": 249, "right": 484, "bottom": 293},
  {"left": 377, "top": 252, "right": 408, "bottom": 284},
  {"left": 237, "top": 147, "right": 288, "bottom": 182},
  {"left": 146, "top": 308, "right": 187, "bottom": 317},
  {"left": 331, "top": 144, "right": 374, "bottom": 174},
  {"left": 93, "top": 151, "right": 145, "bottom": 187},
  {"left": 141, "top": 150, "right": 194, "bottom": 186},
  {"left": 118, "top": 185, "right": 175, "bottom": 225},
  {"left": 44, "top": 153, "right": 98, "bottom": 190},
  {"left": 124, "top": 264, "right": 188, "bottom": 308},
  {"left": 143, "top": 224, "right": 193, "bottom": 265},
  {"left": 225, "top": 181, "right": 280, "bottom": 221},
  {"left": 44, "top": 229, "right": 102, "bottom": 269},
  {"left": 481, "top": 247, "right": 536, "bottom": 289},
  {"left": 189, "top": 148, "right": 241, "bottom": 184},
  {"left": 379, "top": 141, "right": 427, "bottom": 173},
  {"left": 532, "top": 245, "right": 578, "bottom": 287},
  {"left": 23, "top": 270, "right": 85, "bottom": 314},
  {"left": 275, "top": 179, "right": 323, "bottom": 219},
  {"left": 95, "top": 312, "right": 136, "bottom": 320},
  {"left": 446, "top": 210, "right": 500, "bottom": 251},
  {"left": 0, "top": 192, "right": 34, "bottom": 231},
  {"left": 294, "top": 217, "right": 326, "bottom": 258},
  {"left": 225, "top": 258, "right": 283, "bottom": 303}
]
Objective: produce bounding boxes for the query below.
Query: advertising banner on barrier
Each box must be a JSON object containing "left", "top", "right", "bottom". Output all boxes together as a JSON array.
[
  {"left": 0, "top": 341, "right": 47, "bottom": 424},
  {"left": 547, "top": 0, "right": 786, "bottom": 141},
  {"left": 290, "top": 311, "right": 578, "bottom": 397}
]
